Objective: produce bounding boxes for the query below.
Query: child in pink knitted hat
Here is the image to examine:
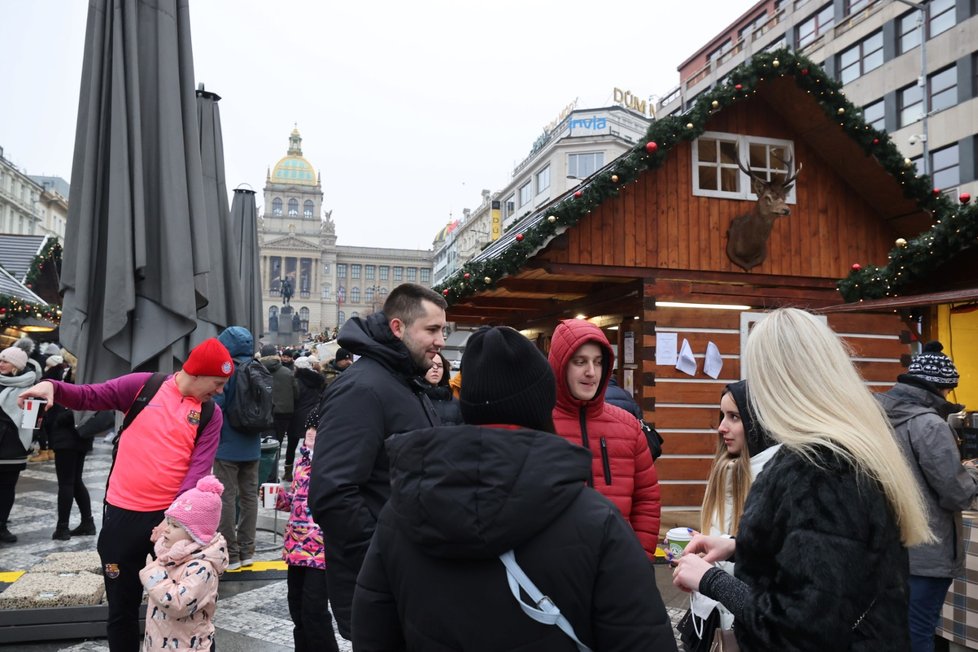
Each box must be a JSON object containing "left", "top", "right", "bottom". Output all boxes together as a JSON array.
[{"left": 139, "top": 475, "right": 230, "bottom": 651}]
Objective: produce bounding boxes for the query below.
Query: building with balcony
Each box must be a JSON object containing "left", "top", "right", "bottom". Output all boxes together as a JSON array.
[
  {"left": 656, "top": 0, "right": 977, "bottom": 199},
  {"left": 258, "top": 128, "right": 434, "bottom": 343}
]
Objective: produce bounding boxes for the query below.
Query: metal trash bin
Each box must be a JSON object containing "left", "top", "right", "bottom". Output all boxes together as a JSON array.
[{"left": 258, "top": 437, "right": 280, "bottom": 484}]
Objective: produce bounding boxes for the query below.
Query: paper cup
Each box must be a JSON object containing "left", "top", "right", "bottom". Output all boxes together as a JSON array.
[
  {"left": 21, "top": 398, "right": 45, "bottom": 430},
  {"left": 666, "top": 527, "right": 694, "bottom": 556},
  {"left": 260, "top": 483, "right": 280, "bottom": 509}
]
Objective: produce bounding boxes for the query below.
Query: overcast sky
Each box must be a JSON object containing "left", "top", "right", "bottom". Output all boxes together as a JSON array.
[{"left": 1, "top": 1, "right": 754, "bottom": 250}]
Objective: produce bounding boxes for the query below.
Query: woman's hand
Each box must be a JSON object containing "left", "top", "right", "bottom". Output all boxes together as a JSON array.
[
  {"left": 672, "top": 553, "right": 713, "bottom": 592},
  {"left": 684, "top": 534, "right": 736, "bottom": 563}
]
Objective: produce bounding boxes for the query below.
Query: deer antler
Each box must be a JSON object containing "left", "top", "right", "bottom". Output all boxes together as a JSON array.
[
  {"left": 736, "top": 153, "right": 766, "bottom": 183},
  {"left": 772, "top": 151, "right": 802, "bottom": 186}
]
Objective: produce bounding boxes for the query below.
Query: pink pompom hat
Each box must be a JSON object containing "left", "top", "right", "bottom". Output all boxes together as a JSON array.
[{"left": 165, "top": 475, "right": 224, "bottom": 545}]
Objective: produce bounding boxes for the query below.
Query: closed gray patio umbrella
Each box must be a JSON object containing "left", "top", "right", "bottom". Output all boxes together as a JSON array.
[
  {"left": 191, "top": 84, "right": 234, "bottom": 345},
  {"left": 61, "top": 0, "right": 213, "bottom": 383},
  {"left": 229, "top": 188, "right": 263, "bottom": 342}
]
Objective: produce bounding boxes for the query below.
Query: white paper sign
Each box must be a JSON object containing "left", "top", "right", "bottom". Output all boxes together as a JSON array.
[
  {"left": 676, "top": 338, "right": 697, "bottom": 376},
  {"left": 704, "top": 341, "right": 723, "bottom": 379},
  {"left": 623, "top": 331, "right": 635, "bottom": 365},
  {"left": 656, "top": 332, "right": 678, "bottom": 365}
]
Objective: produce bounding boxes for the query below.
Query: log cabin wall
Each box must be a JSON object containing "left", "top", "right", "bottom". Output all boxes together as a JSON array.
[
  {"left": 538, "top": 100, "right": 897, "bottom": 279},
  {"left": 645, "top": 300, "right": 909, "bottom": 512}
]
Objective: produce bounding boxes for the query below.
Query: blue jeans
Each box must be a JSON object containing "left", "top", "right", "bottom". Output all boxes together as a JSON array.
[{"left": 908, "top": 575, "right": 953, "bottom": 652}]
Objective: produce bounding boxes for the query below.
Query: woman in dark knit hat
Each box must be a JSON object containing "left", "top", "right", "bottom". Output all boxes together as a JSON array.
[{"left": 352, "top": 326, "right": 677, "bottom": 652}]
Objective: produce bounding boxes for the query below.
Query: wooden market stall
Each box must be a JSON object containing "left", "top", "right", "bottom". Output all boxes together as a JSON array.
[{"left": 438, "top": 50, "right": 974, "bottom": 512}]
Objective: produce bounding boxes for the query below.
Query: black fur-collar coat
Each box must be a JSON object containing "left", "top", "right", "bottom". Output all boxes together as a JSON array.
[{"left": 720, "top": 445, "right": 911, "bottom": 651}]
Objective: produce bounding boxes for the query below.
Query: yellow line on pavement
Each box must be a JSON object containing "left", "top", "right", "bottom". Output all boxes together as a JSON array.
[
  {"left": 0, "top": 571, "right": 25, "bottom": 583},
  {"left": 224, "top": 560, "right": 287, "bottom": 573}
]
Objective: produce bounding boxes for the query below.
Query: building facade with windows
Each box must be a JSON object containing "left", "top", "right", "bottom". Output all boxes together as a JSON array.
[
  {"left": 657, "top": 0, "right": 978, "bottom": 200},
  {"left": 431, "top": 104, "right": 652, "bottom": 285},
  {"left": 0, "top": 148, "right": 68, "bottom": 240},
  {"left": 258, "top": 128, "right": 434, "bottom": 343}
]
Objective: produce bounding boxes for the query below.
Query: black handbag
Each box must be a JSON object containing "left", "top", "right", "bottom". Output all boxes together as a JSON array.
[{"left": 677, "top": 606, "right": 721, "bottom": 652}]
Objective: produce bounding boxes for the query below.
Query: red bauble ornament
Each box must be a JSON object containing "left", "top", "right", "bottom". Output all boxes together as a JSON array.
[
  {"left": 851, "top": 263, "right": 862, "bottom": 272},
  {"left": 961, "top": 192, "right": 972, "bottom": 204},
  {"left": 463, "top": 273, "right": 470, "bottom": 280},
  {"left": 442, "top": 289, "right": 450, "bottom": 296},
  {"left": 645, "top": 141, "right": 658, "bottom": 154},
  {"left": 734, "top": 83, "right": 743, "bottom": 91},
  {"left": 0, "top": 308, "right": 5, "bottom": 314},
  {"left": 515, "top": 233, "right": 524, "bottom": 242},
  {"left": 872, "top": 138, "right": 879, "bottom": 145},
  {"left": 933, "top": 188, "right": 941, "bottom": 196},
  {"left": 801, "top": 68, "right": 809, "bottom": 75},
  {"left": 574, "top": 191, "right": 583, "bottom": 199}
]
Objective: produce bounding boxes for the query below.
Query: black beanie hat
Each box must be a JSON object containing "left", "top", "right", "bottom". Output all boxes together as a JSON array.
[
  {"left": 724, "top": 380, "right": 776, "bottom": 458},
  {"left": 907, "top": 341, "right": 959, "bottom": 389},
  {"left": 460, "top": 326, "right": 556, "bottom": 432}
]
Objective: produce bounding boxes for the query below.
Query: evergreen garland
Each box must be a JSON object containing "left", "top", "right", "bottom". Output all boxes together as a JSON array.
[
  {"left": 433, "top": 48, "right": 974, "bottom": 305},
  {"left": 25, "top": 238, "right": 62, "bottom": 287}
]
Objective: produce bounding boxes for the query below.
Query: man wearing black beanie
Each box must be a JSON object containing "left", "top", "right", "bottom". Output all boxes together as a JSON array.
[
  {"left": 879, "top": 340, "right": 978, "bottom": 651},
  {"left": 351, "top": 326, "right": 677, "bottom": 651}
]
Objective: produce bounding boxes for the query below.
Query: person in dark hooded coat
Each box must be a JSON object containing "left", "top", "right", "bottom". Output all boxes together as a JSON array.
[
  {"left": 352, "top": 326, "right": 677, "bottom": 652},
  {"left": 309, "top": 283, "right": 446, "bottom": 639}
]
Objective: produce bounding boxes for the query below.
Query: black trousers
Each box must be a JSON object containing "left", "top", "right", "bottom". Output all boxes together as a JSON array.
[
  {"left": 98, "top": 503, "right": 164, "bottom": 652},
  {"left": 53, "top": 448, "right": 92, "bottom": 525},
  {"left": 287, "top": 565, "right": 339, "bottom": 652},
  {"left": 0, "top": 465, "right": 22, "bottom": 525}
]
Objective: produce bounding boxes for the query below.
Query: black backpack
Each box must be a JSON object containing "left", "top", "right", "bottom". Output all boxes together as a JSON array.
[
  {"left": 225, "top": 358, "right": 275, "bottom": 433},
  {"left": 641, "top": 420, "right": 664, "bottom": 461}
]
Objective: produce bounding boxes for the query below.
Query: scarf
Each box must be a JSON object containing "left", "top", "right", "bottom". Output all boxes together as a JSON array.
[{"left": 0, "top": 369, "right": 40, "bottom": 453}]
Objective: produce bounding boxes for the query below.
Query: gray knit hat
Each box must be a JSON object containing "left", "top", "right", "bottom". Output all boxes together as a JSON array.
[{"left": 907, "top": 341, "right": 959, "bottom": 389}]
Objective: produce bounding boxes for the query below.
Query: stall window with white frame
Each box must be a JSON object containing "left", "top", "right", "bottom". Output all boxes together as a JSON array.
[
  {"left": 518, "top": 181, "right": 532, "bottom": 207},
  {"left": 692, "top": 132, "right": 797, "bottom": 202}
]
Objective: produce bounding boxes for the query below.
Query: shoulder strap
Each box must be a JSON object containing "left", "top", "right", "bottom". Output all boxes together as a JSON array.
[
  {"left": 119, "top": 372, "right": 167, "bottom": 438},
  {"left": 197, "top": 399, "right": 215, "bottom": 443},
  {"left": 499, "top": 550, "right": 592, "bottom": 652}
]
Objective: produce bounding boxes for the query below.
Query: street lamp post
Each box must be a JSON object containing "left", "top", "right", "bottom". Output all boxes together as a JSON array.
[{"left": 894, "top": 0, "right": 931, "bottom": 175}]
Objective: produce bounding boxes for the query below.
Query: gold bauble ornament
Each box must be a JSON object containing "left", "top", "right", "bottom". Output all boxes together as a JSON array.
[
  {"left": 772, "top": 59, "right": 780, "bottom": 68},
  {"left": 837, "top": 107, "right": 845, "bottom": 115},
  {"left": 611, "top": 174, "right": 619, "bottom": 183},
  {"left": 548, "top": 215, "right": 557, "bottom": 224},
  {"left": 711, "top": 100, "right": 719, "bottom": 109},
  {"left": 895, "top": 238, "right": 908, "bottom": 248},
  {"left": 484, "top": 276, "right": 492, "bottom": 284},
  {"left": 903, "top": 158, "right": 913, "bottom": 167},
  {"left": 686, "top": 122, "right": 694, "bottom": 129}
]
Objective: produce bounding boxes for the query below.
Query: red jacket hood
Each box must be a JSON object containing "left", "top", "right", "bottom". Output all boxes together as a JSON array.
[{"left": 548, "top": 319, "right": 615, "bottom": 417}]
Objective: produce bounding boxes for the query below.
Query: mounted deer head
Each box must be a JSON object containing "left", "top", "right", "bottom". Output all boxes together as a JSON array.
[{"left": 725, "top": 151, "right": 802, "bottom": 271}]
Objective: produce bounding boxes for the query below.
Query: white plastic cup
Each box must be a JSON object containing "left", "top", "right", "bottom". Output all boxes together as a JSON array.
[
  {"left": 260, "top": 482, "right": 280, "bottom": 509},
  {"left": 21, "top": 398, "right": 46, "bottom": 430},
  {"left": 666, "top": 527, "right": 694, "bottom": 556}
]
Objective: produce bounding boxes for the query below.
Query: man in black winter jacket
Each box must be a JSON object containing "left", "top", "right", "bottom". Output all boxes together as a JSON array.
[{"left": 309, "top": 282, "right": 446, "bottom": 638}]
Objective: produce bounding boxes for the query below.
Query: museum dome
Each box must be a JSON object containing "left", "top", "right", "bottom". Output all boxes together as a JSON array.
[{"left": 270, "top": 127, "right": 318, "bottom": 187}]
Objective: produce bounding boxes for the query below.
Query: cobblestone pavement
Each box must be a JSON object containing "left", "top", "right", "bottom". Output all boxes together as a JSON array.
[{"left": 2, "top": 438, "right": 684, "bottom": 651}]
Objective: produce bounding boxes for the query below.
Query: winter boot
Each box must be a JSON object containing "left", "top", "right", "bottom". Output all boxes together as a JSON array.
[
  {"left": 0, "top": 525, "right": 17, "bottom": 543},
  {"left": 52, "top": 524, "right": 71, "bottom": 541},
  {"left": 69, "top": 518, "right": 97, "bottom": 536}
]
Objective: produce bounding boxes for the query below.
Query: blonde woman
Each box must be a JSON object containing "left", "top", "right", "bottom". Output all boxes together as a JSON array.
[
  {"left": 689, "top": 380, "right": 780, "bottom": 633},
  {"left": 673, "top": 308, "right": 931, "bottom": 651}
]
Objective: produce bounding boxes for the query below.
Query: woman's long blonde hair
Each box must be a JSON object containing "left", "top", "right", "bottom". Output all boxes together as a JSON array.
[
  {"left": 744, "top": 308, "right": 932, "bottom": 546},
  {"left": 700, "top": 397, "right": 752, "bottom": 535}
]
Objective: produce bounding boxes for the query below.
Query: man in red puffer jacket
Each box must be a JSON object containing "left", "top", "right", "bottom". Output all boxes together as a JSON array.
[{"left": 548, "top": 319, "right": 661, "bottom": 560}]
